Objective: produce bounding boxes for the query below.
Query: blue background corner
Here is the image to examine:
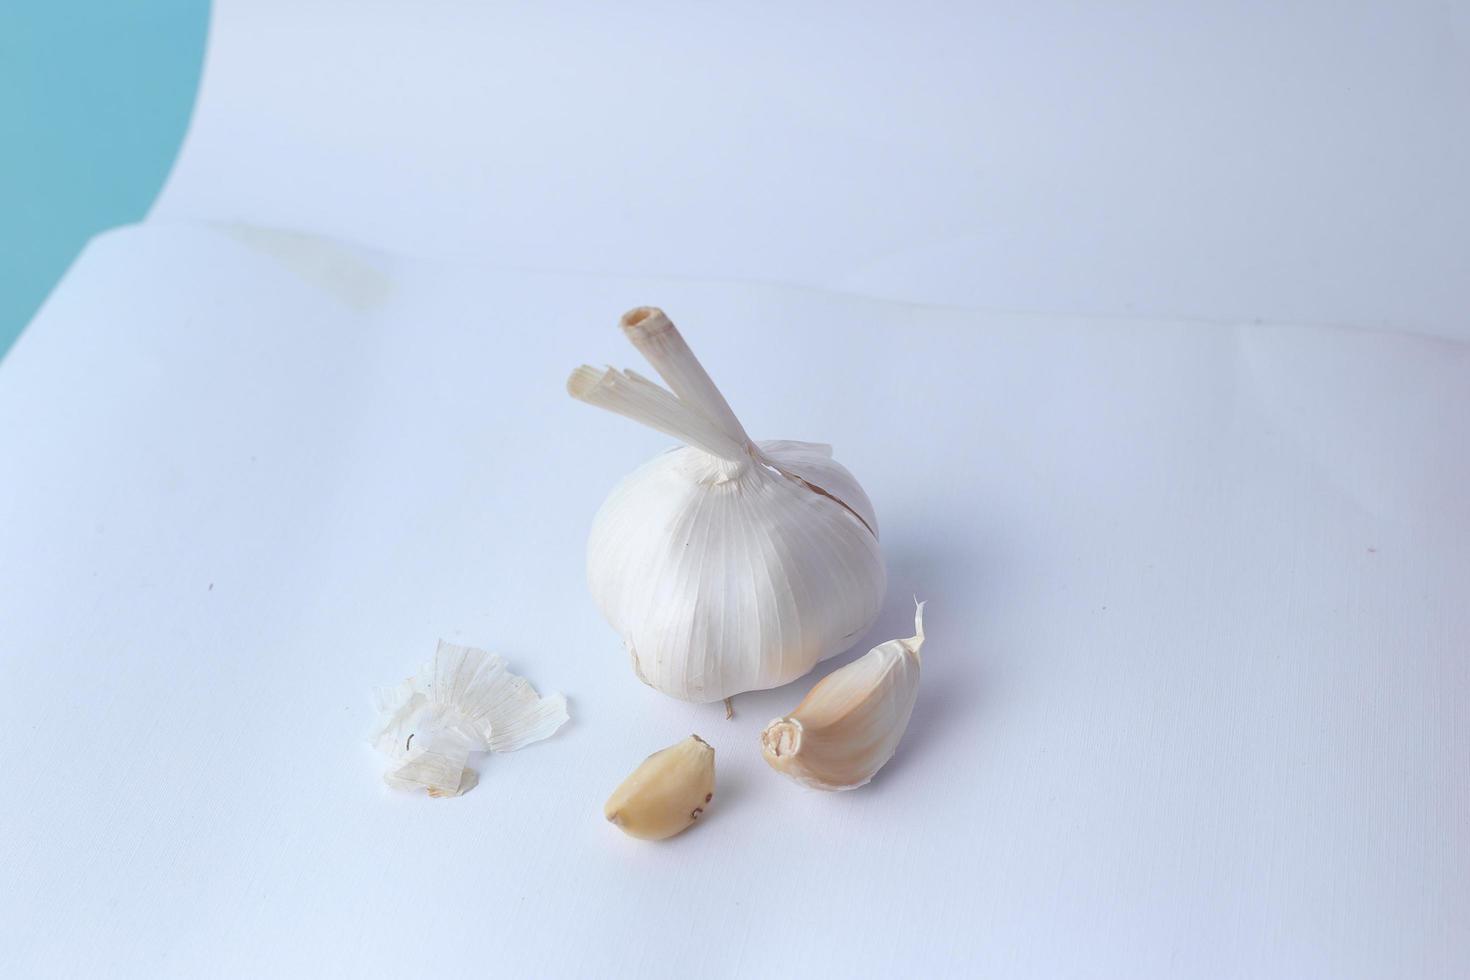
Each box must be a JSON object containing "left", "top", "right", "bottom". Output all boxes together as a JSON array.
[{"left": 0, "top": 1, "right": 209, "bottom": 360}]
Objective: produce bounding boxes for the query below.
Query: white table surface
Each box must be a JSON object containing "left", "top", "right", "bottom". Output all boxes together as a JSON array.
[{"left": 3, "top": 3, "right": 1468, "bottom": 977}]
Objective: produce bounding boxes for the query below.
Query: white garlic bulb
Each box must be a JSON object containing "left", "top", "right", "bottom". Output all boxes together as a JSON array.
[
  {"left": 760, "top": 602, "right": 925, "bottom": 790},
  {"left": 569, "top": 307, "right": 885, "bottom": 703}
]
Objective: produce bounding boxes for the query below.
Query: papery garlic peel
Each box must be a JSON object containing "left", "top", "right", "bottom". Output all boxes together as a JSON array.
[
  {"left": 371, "top": 641, "right": 569, "bottom": 797},
  {"left": 569, "top": 308, "right": 885, "bottom": 703},
  {"left": 761, "top": 602, "right": 925, "bottom": 790},
  {"left": 604, "top": 735, "right": 716, "bottom": 840}
]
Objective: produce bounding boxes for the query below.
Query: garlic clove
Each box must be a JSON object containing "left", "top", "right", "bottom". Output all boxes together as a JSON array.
[
  {"left": 760, "top": 602, "right": 926, "bottom": 791},
  {"left": 604, "top": 735, "right": 716, "bottom": 840}
]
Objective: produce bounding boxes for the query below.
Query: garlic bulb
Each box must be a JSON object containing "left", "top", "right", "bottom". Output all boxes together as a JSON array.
[
  {"left": 760, "top": 602, "right": 925, "bottom": 790},
  {"left": 604, "top": 734, "right": 716, "bottom": 840},
  {"left": 569, "top": 307, "right": 885, "bottom": 703}
]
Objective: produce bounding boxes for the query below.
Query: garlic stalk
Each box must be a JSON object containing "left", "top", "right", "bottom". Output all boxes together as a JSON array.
[
  {"left": 569, "top": 307, "right": 885, "bottom": 703},
  {"left": 604, "top": 735, "right": 716, "bottom": 840},
  {"left": 760, "top": 602, "right": 925, "bottom": 790}
]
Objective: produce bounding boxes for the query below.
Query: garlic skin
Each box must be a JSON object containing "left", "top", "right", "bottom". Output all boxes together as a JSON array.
[
  {"left": 371, "top": 641, "right": 569, "bottom": 797},
  {"left": 604, "top": 735, "right": 716, "bottom": 840},
  {"left": 570, "top": 308, "right": 885, "bottom": 703},
  {"left": 761, "top": 603, "right": 925, "bottom": 791}
]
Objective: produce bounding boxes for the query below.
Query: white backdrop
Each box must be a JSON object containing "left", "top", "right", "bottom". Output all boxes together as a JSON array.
[
  {"left": 2, "top": 3, "right": 1468, "bottom": 978},
  {"left": 155, "top": 0, "right": 1470, "bottom": 340}
]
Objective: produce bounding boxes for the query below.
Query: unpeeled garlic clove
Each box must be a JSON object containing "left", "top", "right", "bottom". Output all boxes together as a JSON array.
[
  {"left": 761, "top": 602, "right": 926, "bottom": 790},
  {"left": 604, "top": 735, "right": 716, "bottom": 840}
]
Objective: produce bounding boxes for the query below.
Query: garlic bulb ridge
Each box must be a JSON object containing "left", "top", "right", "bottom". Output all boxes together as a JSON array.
[{"left": 569, "top": 307, "right": 886, "bottom": 703}]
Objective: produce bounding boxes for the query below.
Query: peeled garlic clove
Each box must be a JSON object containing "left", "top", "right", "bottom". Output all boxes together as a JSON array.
[
  {"left": 570, "top": 308, "right": 886, "bottom": 703},
  {"left": 761, "top": 603, "right": 926, "bottom": 791},
  {"left": 604, "top": 735, "right": 716, "bottom": 840}
]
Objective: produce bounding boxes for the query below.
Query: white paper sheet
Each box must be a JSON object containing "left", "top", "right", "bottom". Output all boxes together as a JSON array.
[
  {"left": 155, "top": 0, "right": 1470, "bottom": 339},
  {"left": 1, "top": 222, "right": 1466, "bottom": 977},
  {"left": 4, "top": 2, "right": 1469, "bottom": 976}
]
